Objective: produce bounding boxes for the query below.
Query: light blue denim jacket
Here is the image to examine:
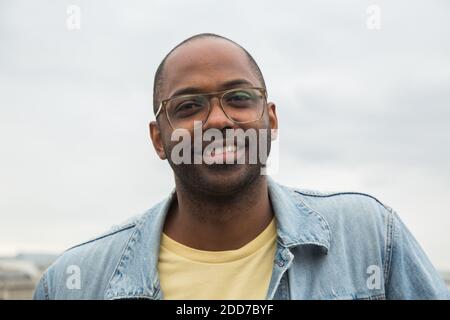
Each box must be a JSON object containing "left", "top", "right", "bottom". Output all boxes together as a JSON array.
[{"left": 33, "top": 177, "right": 449, "bottom": 300}]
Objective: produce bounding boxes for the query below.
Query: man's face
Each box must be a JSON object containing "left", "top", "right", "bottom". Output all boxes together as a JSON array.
[{"left": 150, "top": 38, "right": 278, "bottom": 196}]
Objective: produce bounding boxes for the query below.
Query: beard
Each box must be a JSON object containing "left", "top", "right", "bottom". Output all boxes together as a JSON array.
[{"left": 163, "top": 127, "right": 272, "bottom": 198}]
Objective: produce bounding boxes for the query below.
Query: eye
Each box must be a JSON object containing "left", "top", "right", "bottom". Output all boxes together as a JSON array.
[
  {"left": 224, "top": 90, "right": 258, "bottom": 108},
  {"left": 172, "top": 100, "right": 206, "bottom": 118},
  {"left": 176, "top": 102, "right": 200, "bottom": 111},
  {"left": 227, "top": 91, "right": 253, "bottom": 101}
]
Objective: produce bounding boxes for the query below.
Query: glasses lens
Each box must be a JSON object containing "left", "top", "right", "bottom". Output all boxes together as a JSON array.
[
  {"left": 221, "top": 88, "right": 265, "bottom": 123},
  {"left": 165, "top": 88, "right": 265, "bottom": 129},
  {"left": 166, "top": 95, "right": 209, "bottom": 129}
]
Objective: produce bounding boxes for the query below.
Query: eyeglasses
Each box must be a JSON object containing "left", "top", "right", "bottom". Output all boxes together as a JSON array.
[{"left": 155, "top": 87, "right": 267, "bottom": 129}]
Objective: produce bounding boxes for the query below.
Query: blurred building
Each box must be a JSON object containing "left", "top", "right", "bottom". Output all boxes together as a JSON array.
[{"left": 0, "top": 253, "right": 57, "bottom": 300}]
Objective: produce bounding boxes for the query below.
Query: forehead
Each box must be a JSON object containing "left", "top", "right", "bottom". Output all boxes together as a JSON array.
[{"left": 162, "top": 38, "right": 260, "bottom": 97}]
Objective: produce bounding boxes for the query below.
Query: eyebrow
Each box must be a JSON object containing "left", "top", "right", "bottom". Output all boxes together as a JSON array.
[{"left": 168, "top": 79, "right": 254, "bottom": 99}]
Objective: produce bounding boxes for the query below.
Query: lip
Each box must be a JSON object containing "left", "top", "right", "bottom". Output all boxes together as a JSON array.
[{"left": 193, "top": 144, "right": 246, "bottom": 164}]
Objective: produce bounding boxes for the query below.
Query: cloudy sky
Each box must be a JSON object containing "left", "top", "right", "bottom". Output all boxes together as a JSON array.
[{"left": 1, "top": 0, "right": 449, "bottom": 270}]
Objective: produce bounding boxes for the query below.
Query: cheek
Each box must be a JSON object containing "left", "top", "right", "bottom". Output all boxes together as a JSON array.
[
  {"left": 162, "top": 131, "right": 178, "bottom": 154},
  {"left": 161, "top": 127, "right": 195, "bottom": 153},
  {"left": 242, "top": 117, "right": 270, "bottom": 132},
  {"left": 156, "top": 125, "right": 174, "bottom": 155}
]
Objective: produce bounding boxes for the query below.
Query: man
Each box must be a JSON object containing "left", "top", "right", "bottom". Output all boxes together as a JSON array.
[{"left": 34, "top": 33, "right": 449, "bottom": 300}]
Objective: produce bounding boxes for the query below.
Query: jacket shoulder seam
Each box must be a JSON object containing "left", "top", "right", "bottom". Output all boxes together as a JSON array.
[
  {"left": 294, "top": 190, "right": 393, "bottom": 212},
  {"left": 42, "top": 271, "right": 50, "bottom": 300},
  {"left": 383, "top": 208, "right": 395, "bottom": 290},
  {"left": 63, "top": 222, "right": 137, "bottom": 253}
]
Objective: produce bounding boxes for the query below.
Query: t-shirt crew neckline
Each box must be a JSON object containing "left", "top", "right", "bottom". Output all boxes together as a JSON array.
[{"left": 160, "top": 218, "right": 276, "bottom": 264}]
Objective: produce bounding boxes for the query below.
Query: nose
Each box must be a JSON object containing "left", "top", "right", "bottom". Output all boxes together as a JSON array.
[{"left": 203, "top": 97, "right": 235, "bottom": 130}]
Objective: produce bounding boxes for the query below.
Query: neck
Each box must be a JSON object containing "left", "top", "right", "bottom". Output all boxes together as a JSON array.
[{"left": 163, "top": 176, "right": 274, "bottom": 251}]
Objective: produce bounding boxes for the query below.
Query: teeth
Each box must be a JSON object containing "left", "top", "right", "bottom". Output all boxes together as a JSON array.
[
  {"left": 226, "top": 145, "right": 236, "bottom": 152},
  {"left": 212, "top": 145, "right": 236, "bottom": 156}
]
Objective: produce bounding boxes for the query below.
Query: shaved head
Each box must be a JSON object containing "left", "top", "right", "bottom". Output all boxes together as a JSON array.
[{"left": 152, "top": 33, "right": 266, "bottom": 114}]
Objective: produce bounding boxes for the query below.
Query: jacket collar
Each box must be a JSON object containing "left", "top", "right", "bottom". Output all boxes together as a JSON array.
[
  {"left": 266, "top": 176, "right": 331, "bottom": 251},
  {"left": 104, "top": 177, "right": 331, "bottom": 299}
]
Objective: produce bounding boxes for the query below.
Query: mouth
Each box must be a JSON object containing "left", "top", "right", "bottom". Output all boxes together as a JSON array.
[{"left": 194, "top": 144, "right": 246, "bottom": 164}]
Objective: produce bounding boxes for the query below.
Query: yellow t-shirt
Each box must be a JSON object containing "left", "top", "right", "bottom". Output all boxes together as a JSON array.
[{"left": 158, "top": 218, "right": 277, "bottom": 300}]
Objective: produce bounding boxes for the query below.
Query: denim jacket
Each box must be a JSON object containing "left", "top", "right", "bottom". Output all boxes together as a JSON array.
[{"left": 33, "top": 177, "right": 449, "bottom": 300}]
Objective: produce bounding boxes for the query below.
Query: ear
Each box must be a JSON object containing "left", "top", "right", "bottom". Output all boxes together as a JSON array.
[
  {"left": 149, "top": 121, "right": 167, "bottom": 160},
  {"left": 267, "top": 102, "right": 278, "bottom": 141}
]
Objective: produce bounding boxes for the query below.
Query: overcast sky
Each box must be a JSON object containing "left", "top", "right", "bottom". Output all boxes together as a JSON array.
[{"left": 1, "top": 0, "right": 449, "bottom": 270}]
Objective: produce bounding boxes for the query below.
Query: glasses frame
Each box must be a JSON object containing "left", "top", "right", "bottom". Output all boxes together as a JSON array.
[{"left": 155, "top": 87, "right": 268, "bottom": 129}]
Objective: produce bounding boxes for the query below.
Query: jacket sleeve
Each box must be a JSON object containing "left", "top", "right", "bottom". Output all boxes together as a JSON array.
[{"left": 385, "top": 211, "right": 450, "bottom": 299}]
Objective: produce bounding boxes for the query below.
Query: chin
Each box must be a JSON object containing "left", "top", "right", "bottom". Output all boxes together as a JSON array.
[
  {"left": 196, "top": 164, "right": 261, "bottom": 196},
  {"left": 171, "top": 160, "right": 263, "bottom": 196}
]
